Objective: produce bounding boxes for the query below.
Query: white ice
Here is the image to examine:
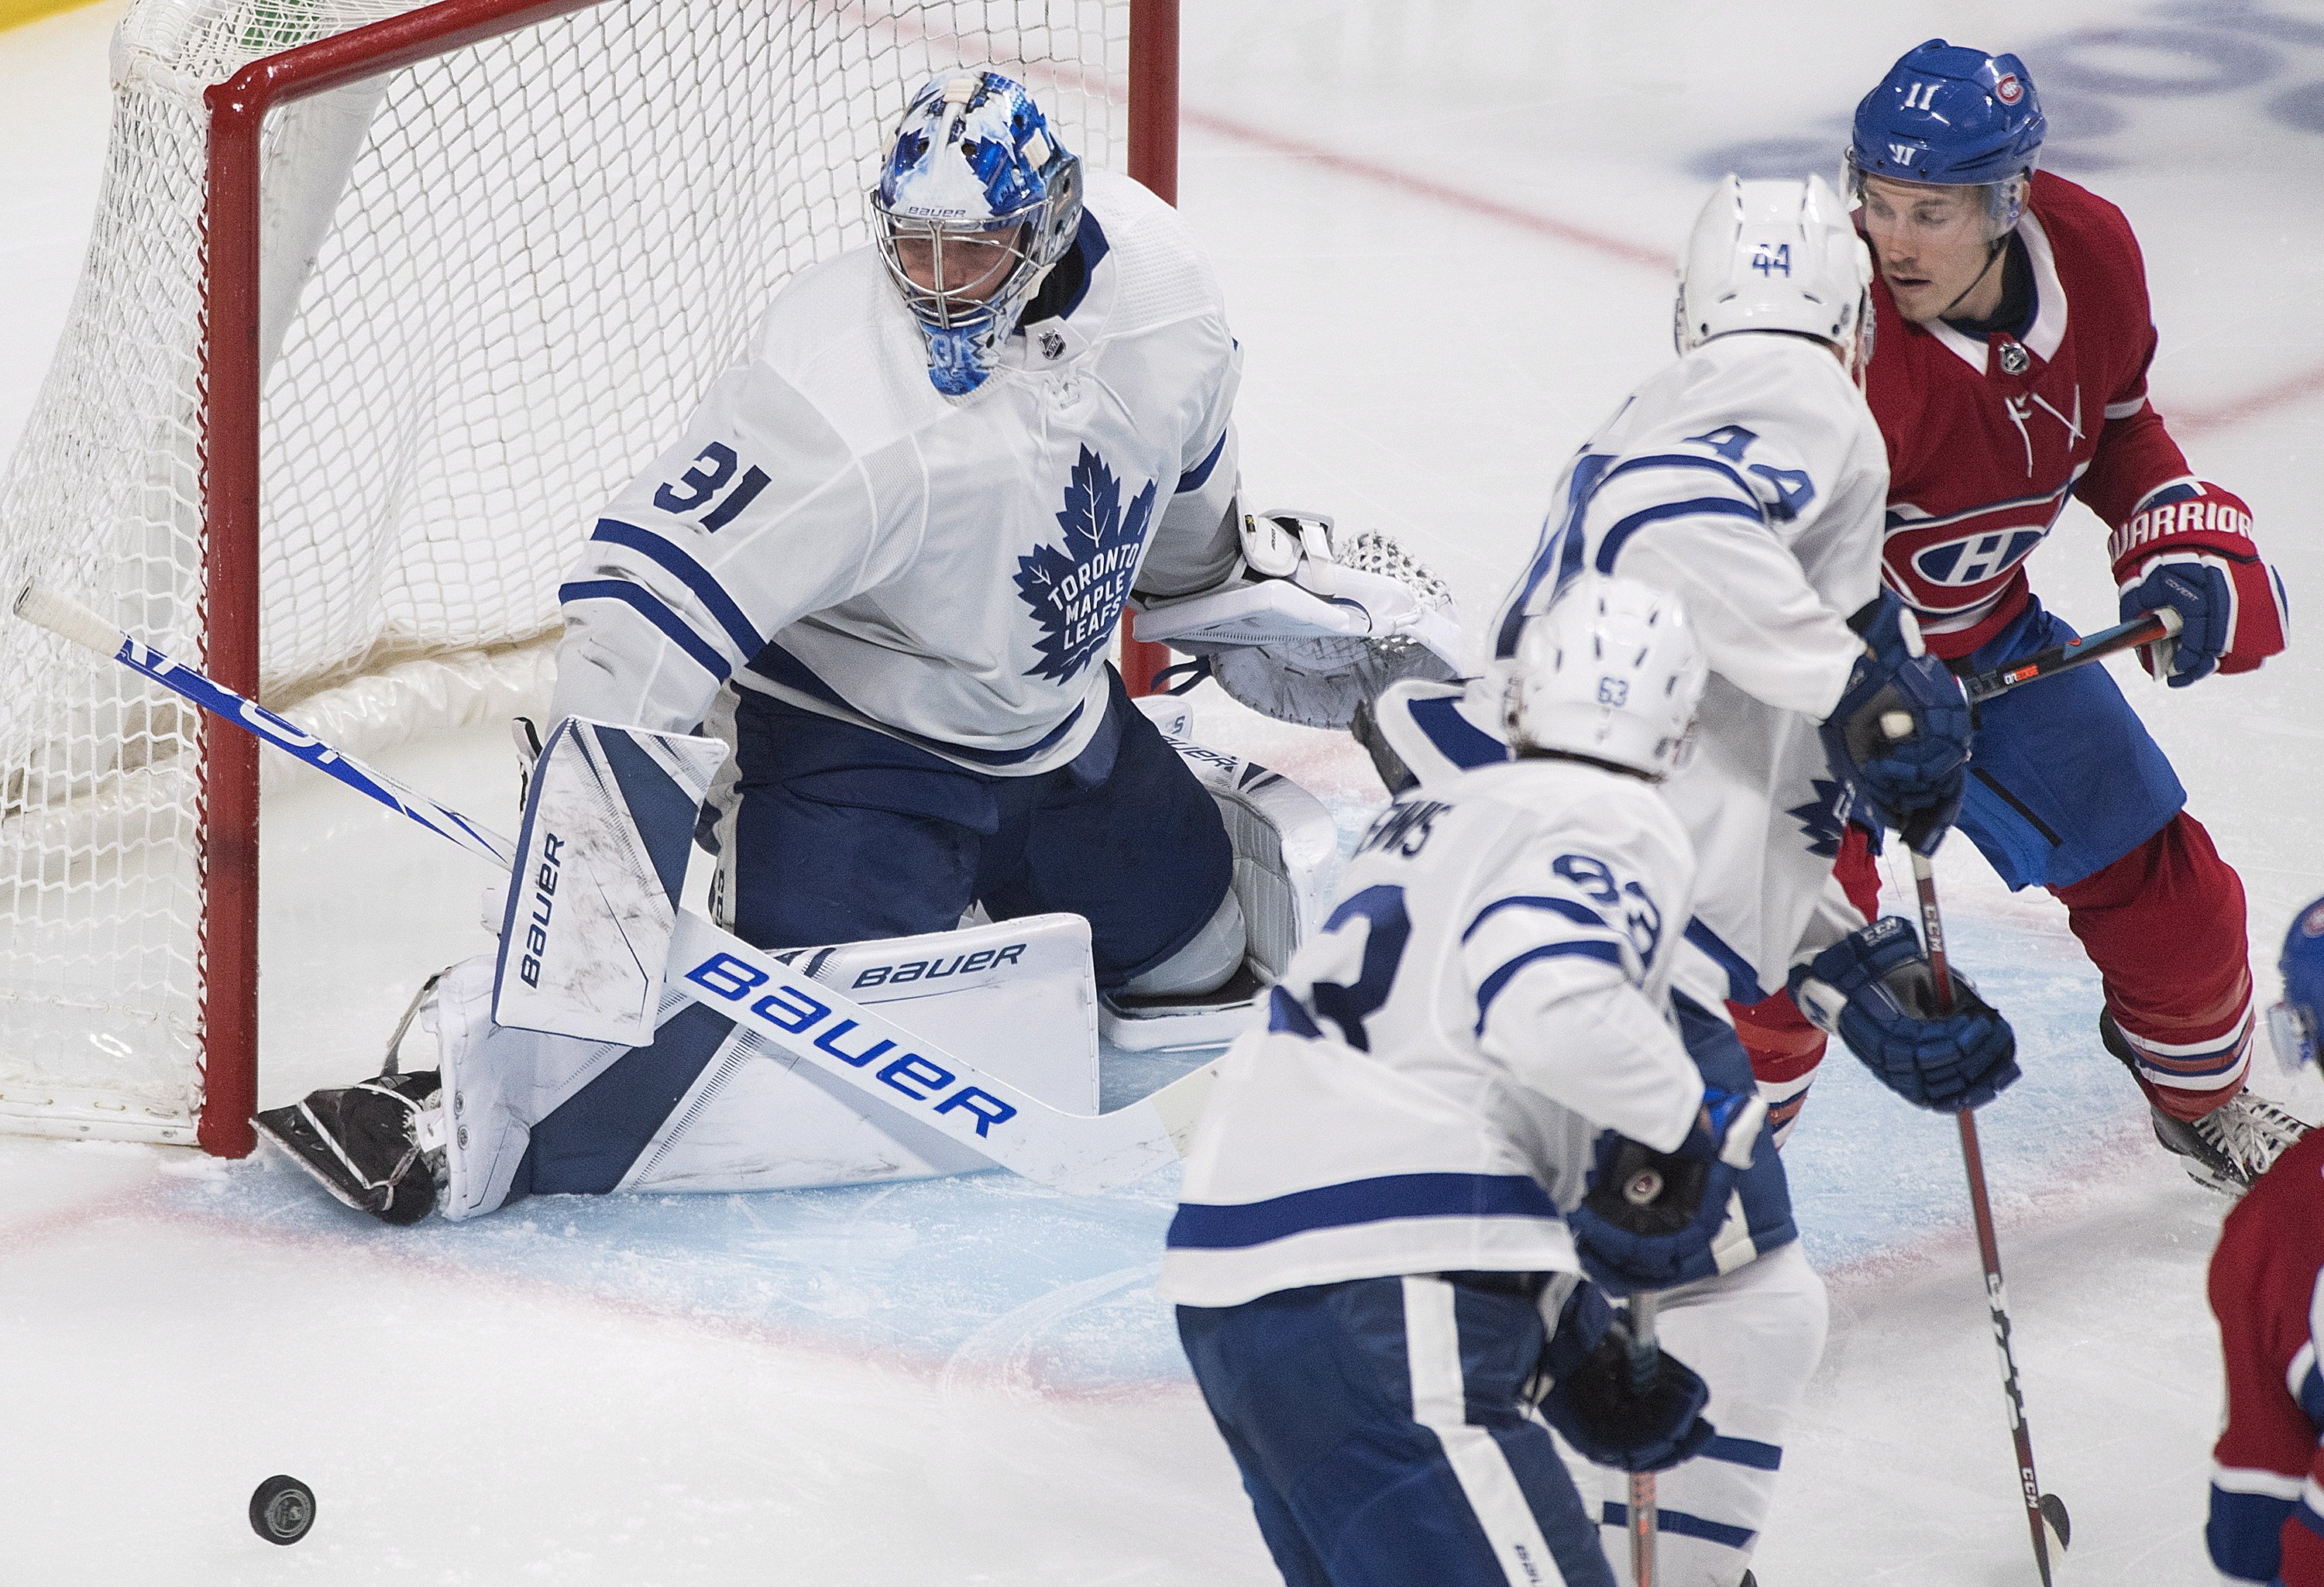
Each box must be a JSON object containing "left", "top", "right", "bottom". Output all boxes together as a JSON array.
[{"left": 4, "top": 1, "right": 2324, "bottom": 1581}]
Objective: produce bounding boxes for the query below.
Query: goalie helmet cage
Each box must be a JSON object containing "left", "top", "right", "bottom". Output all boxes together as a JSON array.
[{"left": 0, "top": 0, "right": 1178, "bottom": 1157}]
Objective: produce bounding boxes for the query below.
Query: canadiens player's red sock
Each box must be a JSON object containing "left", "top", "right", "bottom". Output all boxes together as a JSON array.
[
  {"left": 1732, "top": 991, "right": 1827, "bottom": 1144},
  {"left": 2054, "top": 812, "right": 2254, "bottom": 1123}
]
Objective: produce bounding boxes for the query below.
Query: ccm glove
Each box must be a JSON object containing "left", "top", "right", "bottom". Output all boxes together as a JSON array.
[
  {"left": 1566, "top": 1085, "right": 1764, "bottom": 1294},
  {"left": 1533, "top": 1285, "right": 1714, "bottom": 1474},
  {"left": 1789, "top": 916, "right": 2020, "bottom": 1112},
  {"left": 2111, "top": 483, "right": 2287, "bottom": 688},
  {"left": 1818, "top": 590, "right": 1971, "bottom": 854}
]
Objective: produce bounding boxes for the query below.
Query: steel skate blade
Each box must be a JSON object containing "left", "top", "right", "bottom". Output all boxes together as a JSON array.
[{"left": 253, "top": 1104, "right": 378, "bottom": 1214}]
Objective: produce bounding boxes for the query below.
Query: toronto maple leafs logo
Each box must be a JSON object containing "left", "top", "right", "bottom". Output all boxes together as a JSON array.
[
  {"left": 1787, "top": 777, "right": 1855, "bottom": 859},
  {"left": 1014, "top": 446, "right": 1154, "bottom": 682}
]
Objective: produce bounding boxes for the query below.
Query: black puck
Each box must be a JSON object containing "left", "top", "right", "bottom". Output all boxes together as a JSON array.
[{"left": 249, "top": 1475, "right": 316, "bottom": 1544}]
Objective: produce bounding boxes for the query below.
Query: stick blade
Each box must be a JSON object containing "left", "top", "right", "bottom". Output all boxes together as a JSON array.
[{"left": 2040, "top": 1490, "right": 2071, "bottom": 1551}]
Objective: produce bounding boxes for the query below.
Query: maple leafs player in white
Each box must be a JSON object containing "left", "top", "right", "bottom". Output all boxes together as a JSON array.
[
  {"left": 1373, "top": 175, "right": 2021, "bottom": 1148},
  {"left": 259, "top": 71, "right": 1448, "bottom": 1223},
  {"left": 1166, "top": 576, "right": 1817, "bottom": 1587}
]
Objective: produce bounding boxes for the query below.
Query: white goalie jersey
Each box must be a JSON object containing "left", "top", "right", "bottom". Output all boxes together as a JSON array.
[
  {"left": 549, "top": 169, "right": 1242, "bottom": 774},
  {"left": 1392, "top": 332, "right": 1889, "bottom": 1014},
  {"left": 1159, "top": 757, "right": 1703, "bottom": 1308}
]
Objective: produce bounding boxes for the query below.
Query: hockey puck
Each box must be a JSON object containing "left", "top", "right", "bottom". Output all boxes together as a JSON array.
[{"left": 249, "top": 1475, "right": 316, "bottom": 1545}]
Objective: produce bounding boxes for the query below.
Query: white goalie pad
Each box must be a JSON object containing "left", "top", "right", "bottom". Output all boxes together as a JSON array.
[
  {"left": 1102, "top": 702, "right": 1340, "bottom": 1051},
  {"left": 490, "top": 716, "right": 727, "bottom": 1047},
  {"left": 1132, "top": 510, "right": 1464, "bottom": 730},
  {"left": 433, "top": 913, "right": 1102, "bottom": 1216}
]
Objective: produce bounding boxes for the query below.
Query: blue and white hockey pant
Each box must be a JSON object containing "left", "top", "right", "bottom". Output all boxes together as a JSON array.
[
  {"left": 718, "top": 666, "right": 1233, "bottom": 991},
  {"left": 1177, "top": 1271, "right": 1618, "bottom": 1587}
]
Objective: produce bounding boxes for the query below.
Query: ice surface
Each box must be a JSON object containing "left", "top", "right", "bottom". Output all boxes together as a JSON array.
[{"left": 5, "top": 0, "right": 2324, "bottom": 1580}]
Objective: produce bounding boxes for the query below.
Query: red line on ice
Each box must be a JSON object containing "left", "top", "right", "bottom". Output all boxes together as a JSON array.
[
  {"left": 2174, "top": 359, "right": 2324, "bottom": 435},
  {"left": 1182, "top": 106, "right": 1669, "bottom": 271}
]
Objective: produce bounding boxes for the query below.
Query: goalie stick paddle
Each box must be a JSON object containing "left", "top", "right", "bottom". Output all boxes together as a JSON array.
[
  {"left": 1882, "top": 794, "right": 2071, "bottom": 1585},
  {"left": 1958, "top": 607, "right": 2182, "bottom": 705},
  {"left": 14, "top": 584, "right": 1218, "bottom": 1196}
]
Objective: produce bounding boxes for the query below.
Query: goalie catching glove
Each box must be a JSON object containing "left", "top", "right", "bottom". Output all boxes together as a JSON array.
[
  {"left": 1131, "top": 509, "right": 1462, "bottom": 730},
  {"left": 2110, "top": 480, "right": 2288, "bottom": 688},
  {"left": 1789, "top": 916, "right": 2020, "bottom": 1112}
]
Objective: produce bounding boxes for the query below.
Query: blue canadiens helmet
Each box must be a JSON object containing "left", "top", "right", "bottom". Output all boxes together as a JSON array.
[
  {"left": 1849, "top": 40, "right": 2045, "bottom": 229},
  {"left": 872, "top": 71, "right": 1083, "bottom": 397},
  {"left": 2271, "top": 898, "right": 2324, "bottom": 1073}
]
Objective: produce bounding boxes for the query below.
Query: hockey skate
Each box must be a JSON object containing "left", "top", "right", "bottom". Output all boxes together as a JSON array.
[
  {"left": 2102, "top": 1011, "right": 2307, "bottom": 1194},
  {"left": 255, "top": 1069, "right": 445, "bottom": 1225}
]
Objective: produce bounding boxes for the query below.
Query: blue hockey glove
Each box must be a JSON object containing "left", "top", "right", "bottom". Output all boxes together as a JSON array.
[
  {"left": 2118, "top": 560, "right": 2229, "bottom": 687},
  {"left": 1819, "top": 591, "right": 1971, "bottom": 854},
  {"left": 1566, "top": 1089, "right": 1759, "bottom": 1296},
  {"left": 1789, "top": 916, "right": 2020, "bottom": 1112},
  {"left": 1533, "top": 1284, "right": 1714, "bottom": 1474}
]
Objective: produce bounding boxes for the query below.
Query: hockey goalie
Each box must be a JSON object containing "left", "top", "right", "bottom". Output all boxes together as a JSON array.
[{"left": 258, "top": 70, "right": 1455, "bottom": 1223}]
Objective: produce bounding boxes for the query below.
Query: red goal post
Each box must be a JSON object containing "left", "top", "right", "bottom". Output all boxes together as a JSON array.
[{"left": 0, "top": 0, "right": 1177, "bottom": 1158}]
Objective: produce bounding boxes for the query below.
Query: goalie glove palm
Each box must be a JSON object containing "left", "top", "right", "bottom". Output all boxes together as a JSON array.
[{"left": 1791, "top": 916, "right": 2020, "bottom": 1111}]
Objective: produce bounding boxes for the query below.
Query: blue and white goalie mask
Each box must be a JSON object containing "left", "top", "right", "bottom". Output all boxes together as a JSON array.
[{"left": 872, "top": 71, "right": 1084, "bottom": 396}]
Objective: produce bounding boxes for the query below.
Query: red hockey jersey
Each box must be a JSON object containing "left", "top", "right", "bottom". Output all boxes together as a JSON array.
[
  {"left": 2208, "top": 1126, "right": 2324, "bottom": 1584},
  {"left": 1864, "top": 171, "right": 2193, "bottom": 659}
]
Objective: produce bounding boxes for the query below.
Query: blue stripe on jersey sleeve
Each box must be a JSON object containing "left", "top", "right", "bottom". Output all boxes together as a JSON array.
[
  {"left": 1174, "top": 428, "right": 1229, "bottom": 494},
  {"left": 1595, "top": 496, "right": 1765, "bottom": 574},
  {"left": 1166, "top": 1170, "right": 1561, "bottom": 1250},
  {"left": 558, "top": 579, "right": 732, "bottom": 683},
  {"left": 1683, "top": 917, "right": 1767, "bottom": 1005},
  {"left": 1473, "top": 940, "right": 1626, "bottom": 1033},
  {"left": 1462, "top": 895, "right": 1606, "bottom": 943},
  {"left": 590, "top": 518, "right": 765, "bottom": 660},
  {"left": 1600, "top": 452, "right": 1755, "bottom": 499},
  {"left": 1495, "top": 451, "right": 1616, "bottom": 660},
  {"left": 2209, "top": 1485, "right": 2294, "bottom": 1583},
  {"left": 1702, "top": 1434, "right": 1783, "bottom": 1472}
]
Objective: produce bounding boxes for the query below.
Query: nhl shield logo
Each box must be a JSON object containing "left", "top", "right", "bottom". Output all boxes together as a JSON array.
[{"left": 1998, "top": 341, "right": 2029, "bottom": 375}]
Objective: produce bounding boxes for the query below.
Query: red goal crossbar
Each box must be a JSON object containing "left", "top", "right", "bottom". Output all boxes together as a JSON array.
[{"left": 192, "top": 0, "right": 1179, "bottom": 1156}]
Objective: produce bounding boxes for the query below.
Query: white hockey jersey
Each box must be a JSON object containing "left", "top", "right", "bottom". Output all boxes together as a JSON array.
[
  {"left": 1157, "top": 757, "right": 1702, "bottom": 1308},
  {"left": 1397, "top": 333, "right": 1889, "bottom": 1015},
  {"left": 550, "top": 170, "right": 1243, "bottom": 775}
]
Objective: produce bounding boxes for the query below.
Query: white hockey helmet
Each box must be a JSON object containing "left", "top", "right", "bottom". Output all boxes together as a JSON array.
[
  {"left": 1504, "top": 573, "right": 1708, "bottom": 781},
  {"left": 1674, "top": 173, "right": 1875, "bottom": 376}
]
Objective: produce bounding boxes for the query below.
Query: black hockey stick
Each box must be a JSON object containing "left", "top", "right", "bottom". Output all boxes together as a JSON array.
[
  {"left": 1958, "top": 607, "right": 2182, "bottom": 705},
  {"left": 1886, "top": 795, "right": 2071, "bottom": 1585}
]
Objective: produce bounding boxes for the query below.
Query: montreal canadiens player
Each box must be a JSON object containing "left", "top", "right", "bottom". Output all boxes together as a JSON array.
[
  {"left": 1734, "top": 40, "right": 2299, "bottom": 1191},
  {"left": 2205, "top": 900, "right": 2324, "bottom": 1584},
  {"left": 257, "top": 70, "right": 1447, "bottom": 1222},
  {"left": 1167, "top": 575, "right": 1823, "bottom": 1587},
  {"left": 1372, "top": 174, "right": 2019, "bottom": 1149}
]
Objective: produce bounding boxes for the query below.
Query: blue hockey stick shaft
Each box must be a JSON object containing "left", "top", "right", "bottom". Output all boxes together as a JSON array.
[{"left": 14, "top": 583, "right": 1214, "bottom": 1194}]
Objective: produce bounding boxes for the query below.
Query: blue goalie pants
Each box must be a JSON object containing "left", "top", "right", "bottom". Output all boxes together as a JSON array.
[
  {"left": 719, "top": 666, "right": 1233, "bottom": 991},
  {"left": 1178, "top": 1271, "right": 1617, "bottom": 1587}
]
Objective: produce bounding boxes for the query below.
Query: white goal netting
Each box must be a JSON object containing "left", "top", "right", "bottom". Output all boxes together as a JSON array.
[{"left": 0, "top": 0, "right": 1136, "bottom": 1146}]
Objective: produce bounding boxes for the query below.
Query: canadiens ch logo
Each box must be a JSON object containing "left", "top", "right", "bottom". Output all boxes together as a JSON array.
[
  {"left": 1014, "top": 445, "right": 1154, "bottom": 682},
  {"left": 1911, "top": 527, "right": 2049, "bottom": 588}
]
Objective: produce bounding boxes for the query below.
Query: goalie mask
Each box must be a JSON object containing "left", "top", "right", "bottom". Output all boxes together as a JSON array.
[
  {"left": 872, "top": 71, "right": 1084, "bottom": 397},
  {"left": 1505, "top": 573, "right": 1707, "bottom": 781},
  {"left": 1675, "top": 173, "right": 1875, "bottom": 380}
]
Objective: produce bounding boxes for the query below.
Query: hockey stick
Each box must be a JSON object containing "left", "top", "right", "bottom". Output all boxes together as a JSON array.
[
  {"left": 1626, "top": 1290, "right": 1660, "bottom": 1587},
  {"left": 1958, "top": 607, "right": 2181, "bottom": 705},
  {"left": 1875, "top": 756, "right": 2071, "bottom": 1585},
  {"left": 15, "top": 585, "right": 1219, "bottom": 1196}
]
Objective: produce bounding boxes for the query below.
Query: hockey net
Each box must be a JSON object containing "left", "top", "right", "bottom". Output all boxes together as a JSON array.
[{"left": 0, "top": 0, "right": 1165, "bottom": 1152}]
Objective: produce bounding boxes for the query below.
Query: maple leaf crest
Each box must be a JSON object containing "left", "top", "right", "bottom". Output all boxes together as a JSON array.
[
  {"left": 1787, "top": 777, "right": 1855, "bottom": 860},
  {"left": 1013, "top": 445, "right": 1155, "bottom": 683}
]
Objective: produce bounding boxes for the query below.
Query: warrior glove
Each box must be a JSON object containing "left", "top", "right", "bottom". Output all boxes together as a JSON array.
[
  {"left": 1790, "top": 916, "right": 2020, "bottom": 1112},
  {"left": 2111, "top": 482, "right": 2287, "bottom": 688}
]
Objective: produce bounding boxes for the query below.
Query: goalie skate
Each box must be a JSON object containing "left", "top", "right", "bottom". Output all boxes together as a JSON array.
[
  {"left": 2103, "top": 1011, "right": 2307, "bottom": 1194},
  {"left": 255, "top": 1070, "right": 445, "bottom": 1225}
]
